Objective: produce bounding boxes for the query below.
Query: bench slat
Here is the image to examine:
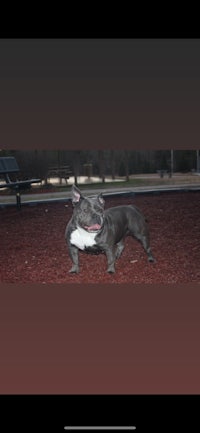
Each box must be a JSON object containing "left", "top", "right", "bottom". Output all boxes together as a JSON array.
[
  {"left": 0, "top": 156, "right": 41, "bottom": 208},
  {"left": 0, "top": 157, "right": 20, "bottom": 174}
]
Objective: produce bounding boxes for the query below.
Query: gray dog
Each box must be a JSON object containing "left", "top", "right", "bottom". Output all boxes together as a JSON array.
[{"left": 65, "top": 184, "right": 155, "bottom": 274}]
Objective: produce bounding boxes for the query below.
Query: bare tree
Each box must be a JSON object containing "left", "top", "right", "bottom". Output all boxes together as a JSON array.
[
  {"left": 73, "top": 150, "right": 80, "bottom": 186},
  {"left": 98, "top": 150, "right": 105, "bottom": 183},
  {"left": 110, "top": 150, "right": 116, "bottom": 180},
  {"left": 197, "top": 150, "right": 200, "bottom": 173},
  {"left": 124, "top": 150, "right": 130, "bottom": 182}
]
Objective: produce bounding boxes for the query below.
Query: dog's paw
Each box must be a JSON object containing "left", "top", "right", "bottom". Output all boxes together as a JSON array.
[
  {"left": 69, "top": 266, "right": 79, "bottom": 274},
  {"left": 148, "top": 256, "right": 156, "bottom": 263},
  {"left": 107, "top": 267, "right": 115, "bottom": 274}
]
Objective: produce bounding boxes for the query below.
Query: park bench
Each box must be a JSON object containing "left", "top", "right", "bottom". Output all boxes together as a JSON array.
[
  {"left": 157, "top": 169, "right": 171, "bottom": 178},
  {"left": 0, "top": 156, "right": 41, "bottom": 209},
  {"left": 47, "top": 165, "right": 73, "bottom": 184}
]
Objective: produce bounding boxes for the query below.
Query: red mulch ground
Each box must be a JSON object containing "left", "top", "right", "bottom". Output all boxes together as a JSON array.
[{"left": 1, "top": 192, "right": 200, "bottom": 283}]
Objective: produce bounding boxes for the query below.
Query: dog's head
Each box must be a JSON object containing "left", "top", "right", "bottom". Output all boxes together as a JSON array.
[{"left": 71, "top": 184, "right": 105, "bottom": 233}]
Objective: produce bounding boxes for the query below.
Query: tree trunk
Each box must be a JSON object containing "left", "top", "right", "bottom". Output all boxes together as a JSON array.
[
  {"left": 43, "top": 150, "right": 48, "bottom": 185},
  {"left": 124, "top": 151, "right": 129, "bottom": 182},
  {"left": 98, "top": 150, "right": 105, "bottom": 183},
  {"left": 56, "top": 150, "right": 62, "bottom": 185},
  {"left": 110, "top": 150, "right": 116, "bottom": 180},
  {"left": 170, "top": 149, "right": 174, "bottom": 177},
  {"left": 73, "top": 151, "right": 80, "bottom": 186},
  {"left": 197, "top": 150, "right": 200, "bottom": 173}
]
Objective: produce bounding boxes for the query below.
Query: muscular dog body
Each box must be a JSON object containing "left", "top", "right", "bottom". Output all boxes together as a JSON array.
[{"left": 65, "top": 185, "right": 155, "bottom": 273}]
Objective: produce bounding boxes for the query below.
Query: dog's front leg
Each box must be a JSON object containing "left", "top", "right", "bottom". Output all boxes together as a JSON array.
[
  {"left": 68, "top": 244, "right": 80, "bottom": 273},
  {"left": 105, "top": 246, "right": 116, "bottom": 273}
]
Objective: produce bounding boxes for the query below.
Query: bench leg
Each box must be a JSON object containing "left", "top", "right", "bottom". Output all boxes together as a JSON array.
[{"left": 16, "top": 191, "right": 21, "bottom": 210}]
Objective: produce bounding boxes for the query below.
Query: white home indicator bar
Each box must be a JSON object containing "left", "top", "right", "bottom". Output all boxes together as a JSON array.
[{"left": 64, "top": 427, "right": 136, "bottom": 431}]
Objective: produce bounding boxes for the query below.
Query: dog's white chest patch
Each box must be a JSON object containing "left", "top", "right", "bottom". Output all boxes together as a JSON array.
[{"left": 70, "top": 227, "right": 97, "bottom": 250}]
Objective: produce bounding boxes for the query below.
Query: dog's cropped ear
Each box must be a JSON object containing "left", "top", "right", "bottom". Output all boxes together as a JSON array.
[
  {"left": 97, "top": 193, "right": 105, "bottom": 207},
  {"left": 71, "top": 184, "right": 84, "bottom": 206}
]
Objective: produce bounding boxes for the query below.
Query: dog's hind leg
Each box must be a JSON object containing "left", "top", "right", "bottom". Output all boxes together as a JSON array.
[
  {"left": 140, "top": 235, "right": 155, "bottom": 262},
  {"left": 137, "top": 234, "right": 155, "bottom": 262},
  {"left": 132, "top": 230, "right": 155, "bottom": 263}
]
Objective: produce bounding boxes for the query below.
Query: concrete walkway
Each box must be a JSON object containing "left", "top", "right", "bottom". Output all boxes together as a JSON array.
[{"left": 1, "top": 183, "right": 200, "bottom": 207}]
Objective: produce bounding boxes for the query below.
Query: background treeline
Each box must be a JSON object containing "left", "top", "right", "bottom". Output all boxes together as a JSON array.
[{"left": 0, "top": 149, "right": 199, "bottom": 182}]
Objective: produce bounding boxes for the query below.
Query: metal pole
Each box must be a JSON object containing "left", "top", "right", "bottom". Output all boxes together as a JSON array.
[{"left": 16, "top": 191, "right": 21, "bottom": 210}]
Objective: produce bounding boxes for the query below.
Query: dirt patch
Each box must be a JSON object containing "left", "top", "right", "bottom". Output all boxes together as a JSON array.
[{"left": 1, "top": 192, "right": 200, "bottom": 283}]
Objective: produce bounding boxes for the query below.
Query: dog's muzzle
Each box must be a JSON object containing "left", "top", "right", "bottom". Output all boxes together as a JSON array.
[{"left": 83, "top": 223, "right": 102, "bottom": 233}]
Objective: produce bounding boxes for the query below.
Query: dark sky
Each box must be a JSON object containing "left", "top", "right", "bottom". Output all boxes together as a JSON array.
[{"left": 0, "top": 38, "right": 200, "bottom": 150}]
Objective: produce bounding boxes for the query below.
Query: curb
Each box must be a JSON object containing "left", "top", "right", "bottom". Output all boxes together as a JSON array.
[{"left": 1, "top": 185, "right": 200, "bottom": 208}]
